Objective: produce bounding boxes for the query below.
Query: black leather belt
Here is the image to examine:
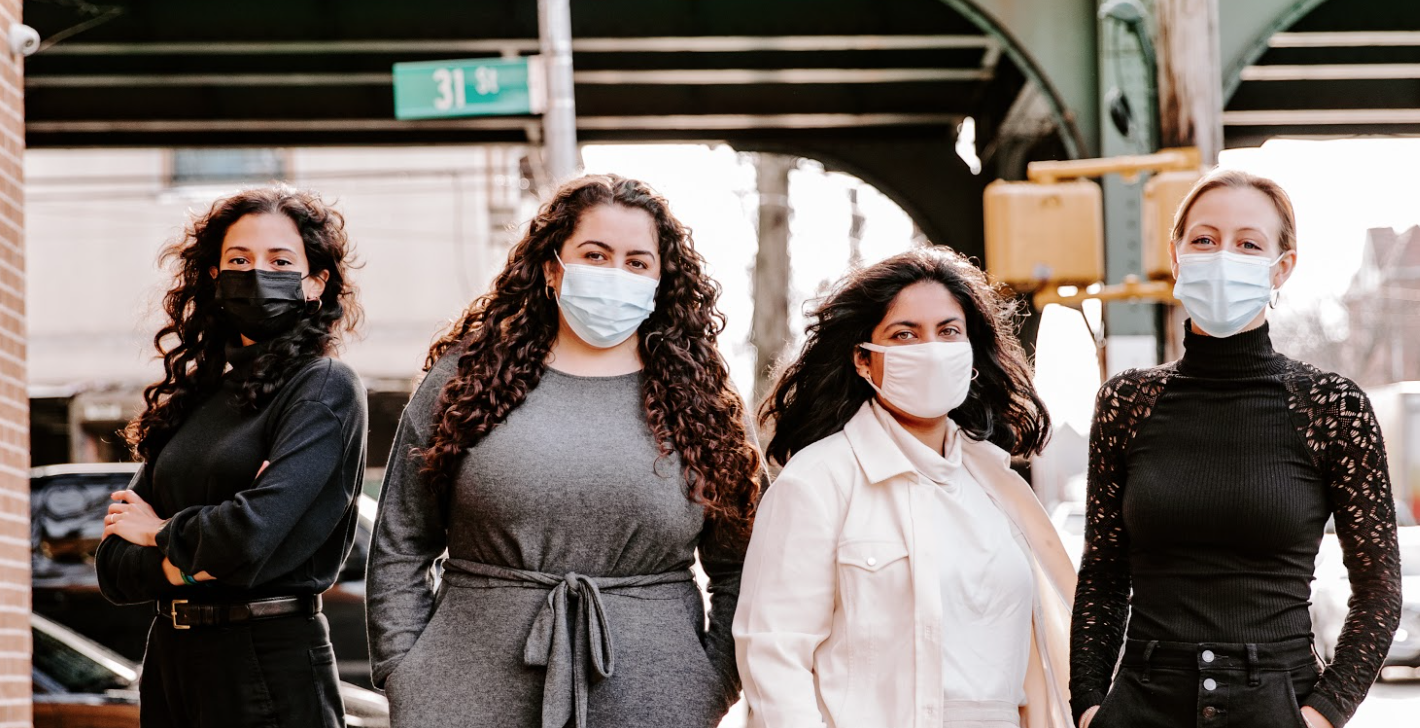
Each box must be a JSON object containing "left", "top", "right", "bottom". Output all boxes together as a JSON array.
[{"left": 155, "top": 595, "right": 322, "bottom": 630}]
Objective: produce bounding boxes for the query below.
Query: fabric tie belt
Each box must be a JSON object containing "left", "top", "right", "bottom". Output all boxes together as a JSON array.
[{"left": 443, "top": 559, "right": 694, "bottom": 728}]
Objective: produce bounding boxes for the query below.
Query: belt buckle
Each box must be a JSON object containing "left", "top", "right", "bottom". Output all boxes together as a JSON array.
[{"left": 169, "top": 599, "right": 190, "bottom": 630}]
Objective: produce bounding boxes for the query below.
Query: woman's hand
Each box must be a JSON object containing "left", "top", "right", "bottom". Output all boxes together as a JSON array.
[
  {"left": 1300, "top": 706, "right": 1333, "bottom": 728},
  {"left": 104, "top": 490, "right": 165, "bottom": 547},
  {"left": 1079, "top": 705, "right": 1100, "bottom": 728},
  {"left": 161, "top": 557, "right": 215, "bottom": 586},
  {"left": 161, "top": 557, "right": 184, "bottom": 586}
]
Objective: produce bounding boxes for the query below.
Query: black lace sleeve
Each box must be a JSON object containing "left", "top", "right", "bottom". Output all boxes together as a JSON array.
[
  {"left": 1286, "top": 369, "right": 1402, "bottom": 728},
  {"left": 1069, "top": 367, "right": 1171, "bottom": 723}
]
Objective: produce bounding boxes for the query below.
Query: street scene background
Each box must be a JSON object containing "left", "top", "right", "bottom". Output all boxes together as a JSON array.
[{"left": 9, "top": 1, "right": 1420, "bottom": 726}]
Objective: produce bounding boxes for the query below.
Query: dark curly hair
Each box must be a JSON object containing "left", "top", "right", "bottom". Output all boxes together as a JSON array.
[
  {"left": 124, "top": 186, "right": 361, "bottom": 461},
  {"left": 420, "top": 174, "right": 761, "bottom": 542},
  {"left": 760, "top": 247, "right": 1050, "bottom": 466}
]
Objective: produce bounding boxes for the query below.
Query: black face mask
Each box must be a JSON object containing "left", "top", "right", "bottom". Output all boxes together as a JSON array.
[{"left": 215, "top": 269, "right": 308, "bottom": 342}]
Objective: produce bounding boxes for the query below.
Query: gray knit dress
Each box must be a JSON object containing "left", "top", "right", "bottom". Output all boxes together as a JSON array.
[{"left": 366, "top": 354, "right": 745, "bottom": 728}]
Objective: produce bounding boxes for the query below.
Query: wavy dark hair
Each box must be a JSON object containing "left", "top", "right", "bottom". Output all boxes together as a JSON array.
[
  {"left": 124, "top": 186, "right": 361, "bottom": 461},
  {"left": 420, "top": 174, "right": 761, "bottom": 542},
  {"left": 760, "top": 247, "right": 1050, "bottom": 466}
]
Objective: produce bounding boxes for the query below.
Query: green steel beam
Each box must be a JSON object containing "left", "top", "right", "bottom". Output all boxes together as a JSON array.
[{"left": 940, "top": 0, "right": 1097, "bottom": 158}]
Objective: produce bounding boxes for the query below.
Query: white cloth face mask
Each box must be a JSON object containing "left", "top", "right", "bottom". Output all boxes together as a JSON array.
[
  {"left": 1173, "top": 250, "right": 1285, "bottom": 338},
  {"left": 555, "top": 255, "right": 660, "bottom": 348},
  {"left": 859, "top": 341, "right": 974, "bottom": 419}
]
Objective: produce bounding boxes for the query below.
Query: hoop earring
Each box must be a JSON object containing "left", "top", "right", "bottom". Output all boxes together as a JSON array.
[
  {"left": 545, "top": 284, "right": 557, "bottom": 300},
  {"left": 1269, "top": 289, "right": 1280, "bottom": 309},
  {"left": 305, "top": 298, "right": 323, "bottom": 313},
  {"left": 970, "top": 368, "right": 979, "bottom": 381}
]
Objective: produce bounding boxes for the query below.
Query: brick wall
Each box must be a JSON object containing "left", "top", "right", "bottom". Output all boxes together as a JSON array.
[{"left": 0, "top": 1, "right": 28, "bottom": 726}]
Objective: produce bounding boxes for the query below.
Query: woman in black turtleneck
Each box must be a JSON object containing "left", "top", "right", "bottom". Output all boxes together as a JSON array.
[
  {"left": 95, "top": 187, "right": 366, "bottom": 728},
  {"left": 1071, "top": 170, "right": 1401, "bottom": 728}
]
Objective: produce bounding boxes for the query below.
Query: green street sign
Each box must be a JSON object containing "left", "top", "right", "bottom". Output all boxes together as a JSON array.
[{"left": 392, "top": 56, "right": 545, "bottom": 120}]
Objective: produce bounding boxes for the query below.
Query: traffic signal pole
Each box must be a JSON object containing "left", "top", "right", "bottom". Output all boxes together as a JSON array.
[
  {"left": 1091, "top": 0, "right": 1222, "bottom": 372},
  {"left": 1097, "top": 0, "right": 1165, "bottom": 375}
]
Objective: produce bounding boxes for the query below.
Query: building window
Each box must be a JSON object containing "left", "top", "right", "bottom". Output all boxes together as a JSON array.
[{"left": 169, "top": 148, "right": 286, "bottom": 187}]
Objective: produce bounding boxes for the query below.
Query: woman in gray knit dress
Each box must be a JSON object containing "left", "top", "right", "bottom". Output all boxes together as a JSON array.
[{"left": 367, "top": 174, "right": 763, "bottom": 728}]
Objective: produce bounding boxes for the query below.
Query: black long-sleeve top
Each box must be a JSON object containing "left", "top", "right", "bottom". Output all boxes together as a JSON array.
[
  {"left": 96, "top": 343, "right": 368, "bottom": 604},
  {"left": 1070, "top": 323, "right": 1401, "bottom": 728}
]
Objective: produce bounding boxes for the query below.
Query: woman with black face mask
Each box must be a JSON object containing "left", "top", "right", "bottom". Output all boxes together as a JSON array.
[{"left": 95, "top": 186, "right": 367, "bottom": 728}]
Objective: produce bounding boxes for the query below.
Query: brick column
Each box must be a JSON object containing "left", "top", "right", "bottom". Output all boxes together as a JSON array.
[{"left": 0, "top": 1, "right": 28, "bottom": 727}]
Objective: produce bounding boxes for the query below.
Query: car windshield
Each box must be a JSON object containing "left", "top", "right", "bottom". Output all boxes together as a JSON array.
[
  {"left": 32, "top": 472, "right": 137, "bottom": 563},
  {"left": 31, "top": 623, "right": 134, "bottom": 694}
]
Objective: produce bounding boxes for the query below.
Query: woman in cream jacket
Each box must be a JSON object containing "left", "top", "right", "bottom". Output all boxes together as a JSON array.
[{"left": 735, "top": 249, "right": 1075, "bottom": 728}]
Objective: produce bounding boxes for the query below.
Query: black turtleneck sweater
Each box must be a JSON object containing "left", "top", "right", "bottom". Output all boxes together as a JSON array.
[
  {"left": 1070, "top": 322, "right": 1402, "bottom": 728},
  {"left": 95, "top": 344, "right": 367, "bottom": 603}
]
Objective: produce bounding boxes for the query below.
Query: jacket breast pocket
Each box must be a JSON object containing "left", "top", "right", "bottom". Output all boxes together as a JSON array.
[{"left": 835, "top": 539, "right": 911, "bottom": 625}]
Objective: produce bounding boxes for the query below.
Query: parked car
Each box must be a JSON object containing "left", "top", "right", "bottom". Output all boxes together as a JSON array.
[
  {"left": 32, "top": 611, "right": 389, "bottom": 727},
  {"left": 1384, "top": 525, "right": 1420, "bottom": 669},
  {"left": 31, "top": 463, "right": 377, "bottom": 688},
  {"left": 1309, "top": 532, "right": 1347, "bottom": 662},
  {"left": 1310, "top": 525, "right": 1420, "bottom": 670},
  {"left": 32, "top": 610, "right": 139, "bottom": 728}
]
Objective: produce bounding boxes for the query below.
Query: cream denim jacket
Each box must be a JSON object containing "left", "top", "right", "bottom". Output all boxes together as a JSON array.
[{"left": 734, "top": 403, "right": 1076, "bottom": 728}]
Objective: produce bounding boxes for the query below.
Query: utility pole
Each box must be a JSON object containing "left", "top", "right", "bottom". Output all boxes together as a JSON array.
[
  {"left": 751, "top": 154, "right": 794, "bottom": 404},
  {"left": 1155, "top": 0, "right": 1222, "bottom": 357},
  {"left": 1156, "top": 0, "right": 1223, "bottom": 165},
  {"left": 537, "top": 0, "right": 580, "bottom": 183}
]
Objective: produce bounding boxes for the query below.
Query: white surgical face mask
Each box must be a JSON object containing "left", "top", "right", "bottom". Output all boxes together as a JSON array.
[
  {"left": 555, "top": 255, "right": 659, "bottom": 348},
  {"left": 1173, "top": 250, "right": 1285, "bottom": 338},
  {"left": 859, "top": 341, "right": 974, "bottom": 419}
]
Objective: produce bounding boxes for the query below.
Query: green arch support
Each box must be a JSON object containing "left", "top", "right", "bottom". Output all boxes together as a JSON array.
[{"left": 938, "top": 0, "right": 1090, "bottom": 160}]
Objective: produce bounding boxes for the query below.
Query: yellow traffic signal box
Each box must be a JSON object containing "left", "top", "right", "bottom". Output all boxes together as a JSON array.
[
  {"left": 1142, "top": 170, "right": 1203, "bottom": 280},
  {"left": 984, "top": 178, "right": 1104, "bottom": 289}
]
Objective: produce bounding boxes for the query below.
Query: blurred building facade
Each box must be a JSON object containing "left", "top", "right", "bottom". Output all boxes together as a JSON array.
[
  {"left": 1344, "top": 225, "right": 1420, "bottom": 386},
  {"left": 25, "top": 145, "right": 537, "bottom": 468}
]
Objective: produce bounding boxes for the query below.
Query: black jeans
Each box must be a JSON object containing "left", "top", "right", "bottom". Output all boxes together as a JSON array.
[
  {"left": 139, "top": 611, "right": 344, "bottom": 728},
  {"left": 1090, "top": 637, "right": 1323, "bottom": 728}
]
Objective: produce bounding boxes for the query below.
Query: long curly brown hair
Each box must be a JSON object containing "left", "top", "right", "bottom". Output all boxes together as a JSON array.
[
  {"left": 420, "top": 174, "right": 761, "bottom": 542},
  {"left": 124, "top": 186, "right": 362, "bottom": 461},
  {"left": 760, "top": 247, "right": 1050, "bottom": 466}
]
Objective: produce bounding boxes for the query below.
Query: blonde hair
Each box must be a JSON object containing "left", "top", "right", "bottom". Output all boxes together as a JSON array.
[{"left": 1171, "top": 169, "right": 1297, "bottom": 253}]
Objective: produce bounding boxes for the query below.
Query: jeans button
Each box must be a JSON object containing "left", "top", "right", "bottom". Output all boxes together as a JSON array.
[
  {"left": 1201, "top": 649, "right": 1216, "bottom": 663},
  {"left": 1203, "top": 706, "right": 1219, "bottom": 719},
  {"left": 1204, "top": 678, "right": 1218, "bottom": 691}
]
